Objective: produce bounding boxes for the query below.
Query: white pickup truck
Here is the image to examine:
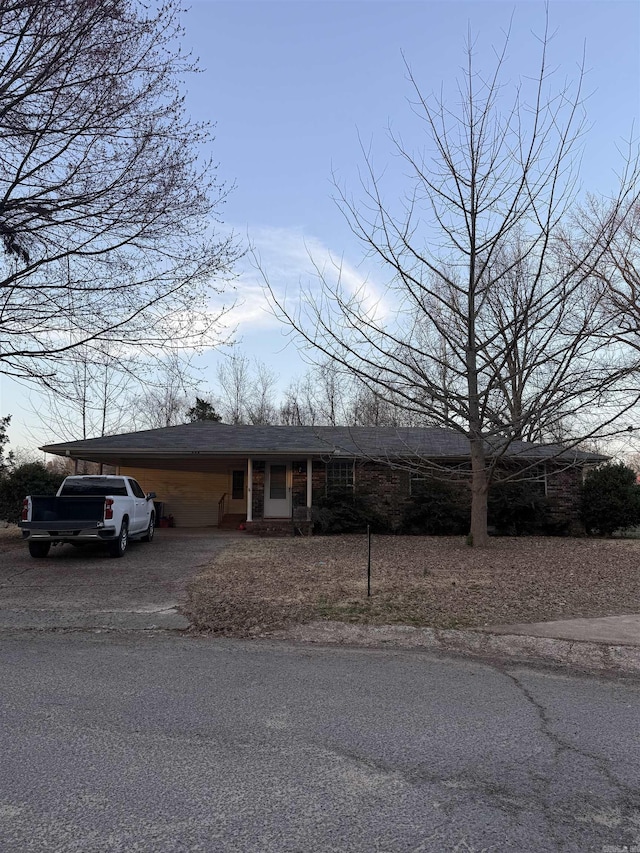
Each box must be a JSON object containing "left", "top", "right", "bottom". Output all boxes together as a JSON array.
[{"left": 20, "top": 475, "right": 157, "bottom": 559}]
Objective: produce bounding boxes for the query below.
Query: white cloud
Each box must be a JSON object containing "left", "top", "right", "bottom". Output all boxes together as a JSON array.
[{"left": 209, "top": 224, "right": 391, "bottom": 339}]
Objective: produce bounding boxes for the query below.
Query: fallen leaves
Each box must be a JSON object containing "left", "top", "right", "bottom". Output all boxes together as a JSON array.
[{"left": 184, "top": 534, "right": 640, "bottom": 636}]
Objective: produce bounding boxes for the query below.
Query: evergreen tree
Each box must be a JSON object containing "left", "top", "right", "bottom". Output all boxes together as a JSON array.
[
  {"left": 581, "top": 463, "right": 640, "bottom": 536},
  {"left": 186, "top": 398, "right": 223, "bottom": 423}
]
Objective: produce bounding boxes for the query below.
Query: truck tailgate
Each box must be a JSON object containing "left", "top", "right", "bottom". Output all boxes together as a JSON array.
[{"left": 26, "top": 496, "right": 106, "bottom": 525}]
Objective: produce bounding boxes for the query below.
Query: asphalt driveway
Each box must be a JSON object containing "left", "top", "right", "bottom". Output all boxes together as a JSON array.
[{"left": 0, "top": 529, "right": 232, "bottom": 631}]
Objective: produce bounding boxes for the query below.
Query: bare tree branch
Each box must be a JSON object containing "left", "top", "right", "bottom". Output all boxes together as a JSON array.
[{"left": 0, "top": 0, "right": 240, "bottom": 388}]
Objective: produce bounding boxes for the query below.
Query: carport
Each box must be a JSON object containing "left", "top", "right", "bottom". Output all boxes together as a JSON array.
[{"left": 40, "top": 423, "right": 327, "bottom": 531}]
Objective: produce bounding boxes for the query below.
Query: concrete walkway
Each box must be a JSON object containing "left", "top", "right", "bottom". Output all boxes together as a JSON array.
[{"left": 487, "top": 613, "right": 640, "bottom": 646}]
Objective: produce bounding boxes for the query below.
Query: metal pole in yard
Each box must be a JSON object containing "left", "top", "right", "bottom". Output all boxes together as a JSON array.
[{"left": 367, "top": 524, "right": 371, "bottom": 597}]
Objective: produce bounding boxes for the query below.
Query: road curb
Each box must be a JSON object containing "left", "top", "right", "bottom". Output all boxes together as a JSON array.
[
  {"left": 0, "top": 607, "right": 190, "bottom": 632},
  {"left": 278, "top": 621, "right": 640, "bottom": 675}
]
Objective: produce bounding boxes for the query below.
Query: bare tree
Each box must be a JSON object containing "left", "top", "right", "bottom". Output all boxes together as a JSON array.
[
  {"left": 0, "top": 0, "right": 239, "bottom": 390},
  {"left": 216, "top": 354, "right": 252, "bottom": 424},
  {"left": 311, "top": 361, "right": 350, "bottom": 426},
  {"left": 247, "top": 361, "right": 278, "bottom": 425},
  {"left": 279, "top": 378, "right": 316, "bottom": 426},
  {"left": 265, "top": 16, "right": 640, "bottom": 545},
  {"left": 277, "top": 361, "right": 351, "bottom": 426},
  {"left": 349, "top": 383, "right": 406, "bottom": 427},
  {"left": 597, "top": 202, "right": 640, "bottom": 353},
  {"left": 28, "top": 343, "right": 138, "bottom": 444},
  {"left": 130, "top": 353, "right": 197, "bottom": 430},
  {"left": 215, "top": 354, "right": 279, "bottom": 424},
  {"left": 279, "top": 360, "right": 429, "bottom": 427}
]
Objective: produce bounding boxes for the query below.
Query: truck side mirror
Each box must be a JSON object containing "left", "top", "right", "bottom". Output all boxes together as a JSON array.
[{"left": 146, "top": 492, "right": 157, "bottom": 501}]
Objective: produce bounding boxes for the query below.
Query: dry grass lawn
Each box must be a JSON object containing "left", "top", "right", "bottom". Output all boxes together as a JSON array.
[
  {"left": 0, "top": 523, "right": 22, "bottom": 551},
  {"left": 183, "top": 534, "right": 640, "bottom": 636}
]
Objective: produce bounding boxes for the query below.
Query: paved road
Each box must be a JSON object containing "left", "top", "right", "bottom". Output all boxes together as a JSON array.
[
  {"left": 1, "top": 632, "right": 639, "bottom": 853},
  {"left": 0, "top": 530, "right": 230, "bottom": 629}
]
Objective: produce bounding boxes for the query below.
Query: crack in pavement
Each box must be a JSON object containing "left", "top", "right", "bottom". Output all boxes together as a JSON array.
[
  {"left": 310, "top": 667, "right": 640, "bottom": 850},
  {"left": 501, "top": 667, "right": 640, "bottom": 801},
  {"left": 497, "top": 664, "right": 640, "bottom": 849},
  {"left": 0, "top": 564, "right": 39, "bottom": 587},
  {"left": 311, "top": 736, "right": 547, "bottom": 824}
]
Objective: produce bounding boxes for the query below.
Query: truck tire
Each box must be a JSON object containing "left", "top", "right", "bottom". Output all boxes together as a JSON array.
[
  {"left": 28, "top": 541, "right": 51, "bottom": 558},
  {"left": 141, "top": 513, "right": 155, "bottom": 543},
  {"left": 108, "top": 520, "right": 128, "bottom": 558}
]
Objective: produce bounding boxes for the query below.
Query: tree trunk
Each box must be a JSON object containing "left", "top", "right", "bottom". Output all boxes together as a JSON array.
[{"left": 469, "top": 438, "right": 490, "bottom": 547}]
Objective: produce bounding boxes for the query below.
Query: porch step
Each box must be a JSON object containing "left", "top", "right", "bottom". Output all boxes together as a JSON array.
[
  {"left": 245, "top": 518, "right": 313, "bottom": 537},
  {"left": 218, "top": 513, "right": 247, "bottom": 530},
  {"left": 245, "top": 519, "right": 295, "bottom": 537}
]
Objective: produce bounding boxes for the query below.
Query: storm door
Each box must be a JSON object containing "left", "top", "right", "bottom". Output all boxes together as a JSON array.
[{"left": 264, "top": 462, "right": 291, "bottom": 517}]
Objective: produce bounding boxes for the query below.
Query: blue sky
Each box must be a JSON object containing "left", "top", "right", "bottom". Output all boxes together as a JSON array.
[
  {"left": 188, "top": 0, "right": 640, "bottom": 395},
  {"left": 2, "top": 0, "right": 640, "bottom": 448}
]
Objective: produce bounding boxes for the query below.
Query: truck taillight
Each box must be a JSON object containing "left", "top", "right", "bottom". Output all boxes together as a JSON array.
[
  {"left": 105, "top": 498, "right": 114, "bottom": 520},
  {"left": 21, "top": 498, "right": 29, "bottom": 521}
]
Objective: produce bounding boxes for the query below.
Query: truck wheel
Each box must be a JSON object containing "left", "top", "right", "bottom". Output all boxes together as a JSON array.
[
  {"left": 141, "top": 513, "right": 155, "bottom": 543},
  {"left": 28, "top": 541, "right": 51, "bottom": 558},
  {"left": 108, "top": 521, "right": 128, "bottom": 558}
]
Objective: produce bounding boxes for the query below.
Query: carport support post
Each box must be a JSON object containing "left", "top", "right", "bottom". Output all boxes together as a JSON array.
[
  {"left": 306, "top": 457, "right": 312, "bottom": 519},
  {"left": 247, "top": 457, "right": 253, "bottom": 523}
]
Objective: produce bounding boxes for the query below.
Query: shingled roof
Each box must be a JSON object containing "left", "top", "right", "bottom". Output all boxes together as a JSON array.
[{"left": 40, "top": 422, "right": 604, "bottom": 465}]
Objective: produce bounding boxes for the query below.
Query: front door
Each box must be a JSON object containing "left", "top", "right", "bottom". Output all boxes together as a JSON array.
[{"left": 264, "top": 462, "right": 291, "bottom": 517}]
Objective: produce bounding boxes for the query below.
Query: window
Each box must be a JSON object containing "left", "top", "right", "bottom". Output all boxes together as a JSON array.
[
  {"left": 409, "top": 472, "right": 429, "bottom": 496},
  {"left": 232, "top": 470, "right": 245, "bottom": 500},
  {"left": 269, "top": 464, "right": 287, "bottom": 499},
  {"left": 522, "top": 463, "right": 547, "bottom": 496},
  {"left": 326, "top": 460, "right": 354, "bottom": 493},
  {"left": 60, "top": 477, "right": 128, "bottom": 497},
  {"left": 409, "top": 471, "right": 466, "bottom": 497},
  {"left": 495, "top": 463, "right": 548, "bottom": 496},
  {"left": 129, "top": 479, "right": 146, "bottom": 499}
]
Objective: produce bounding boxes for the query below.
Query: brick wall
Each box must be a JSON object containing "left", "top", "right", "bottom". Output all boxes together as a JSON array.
[
  {"left": 291, "top": 461, "right": 308, "bottom": 512},
  {"left": 353, "top": 460, "right": 584, "bottom": 533},
  {"left": 545, "top": 466, "right": 584, "bottom": 532},
  {"left": 312, "top": 460, "right": 326, "bottom": 503},
  {"left": 355, "top": 461, "right": 410, "bottom": 530},
  {"left": 249, "top": 457, "right": 584, "bottom": 534},
  {"left": 252, "top": 462, "right": 265, "bottom": 519}
]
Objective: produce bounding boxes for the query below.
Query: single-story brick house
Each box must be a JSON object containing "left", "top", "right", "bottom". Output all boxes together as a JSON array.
[{"left": 40, "top": 423, "right": 604, "bottom": 533}]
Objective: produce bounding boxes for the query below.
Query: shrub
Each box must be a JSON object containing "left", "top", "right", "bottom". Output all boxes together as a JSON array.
[
  {"left": 401, "top": 476, "right": 551, "bottom": 536},
  {"left": 488, "top": 480, "right": 551, "bottom": 535},
  {"left": 581, "top": 462, "right": 640, "bottom": 536},
  {"left": 400, "top": 478, "right": 470, "bottom": 535},
  {"left": 313, "top": 488, "right": 390, "bottom": 535},
  {"left": 0, "top": 462, "right": 65, "bottom": 524}
]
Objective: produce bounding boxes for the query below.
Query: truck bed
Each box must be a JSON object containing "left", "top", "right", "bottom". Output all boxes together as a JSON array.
[{"left": 25, "top": 496, "right": 106, "bottom": 526}]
